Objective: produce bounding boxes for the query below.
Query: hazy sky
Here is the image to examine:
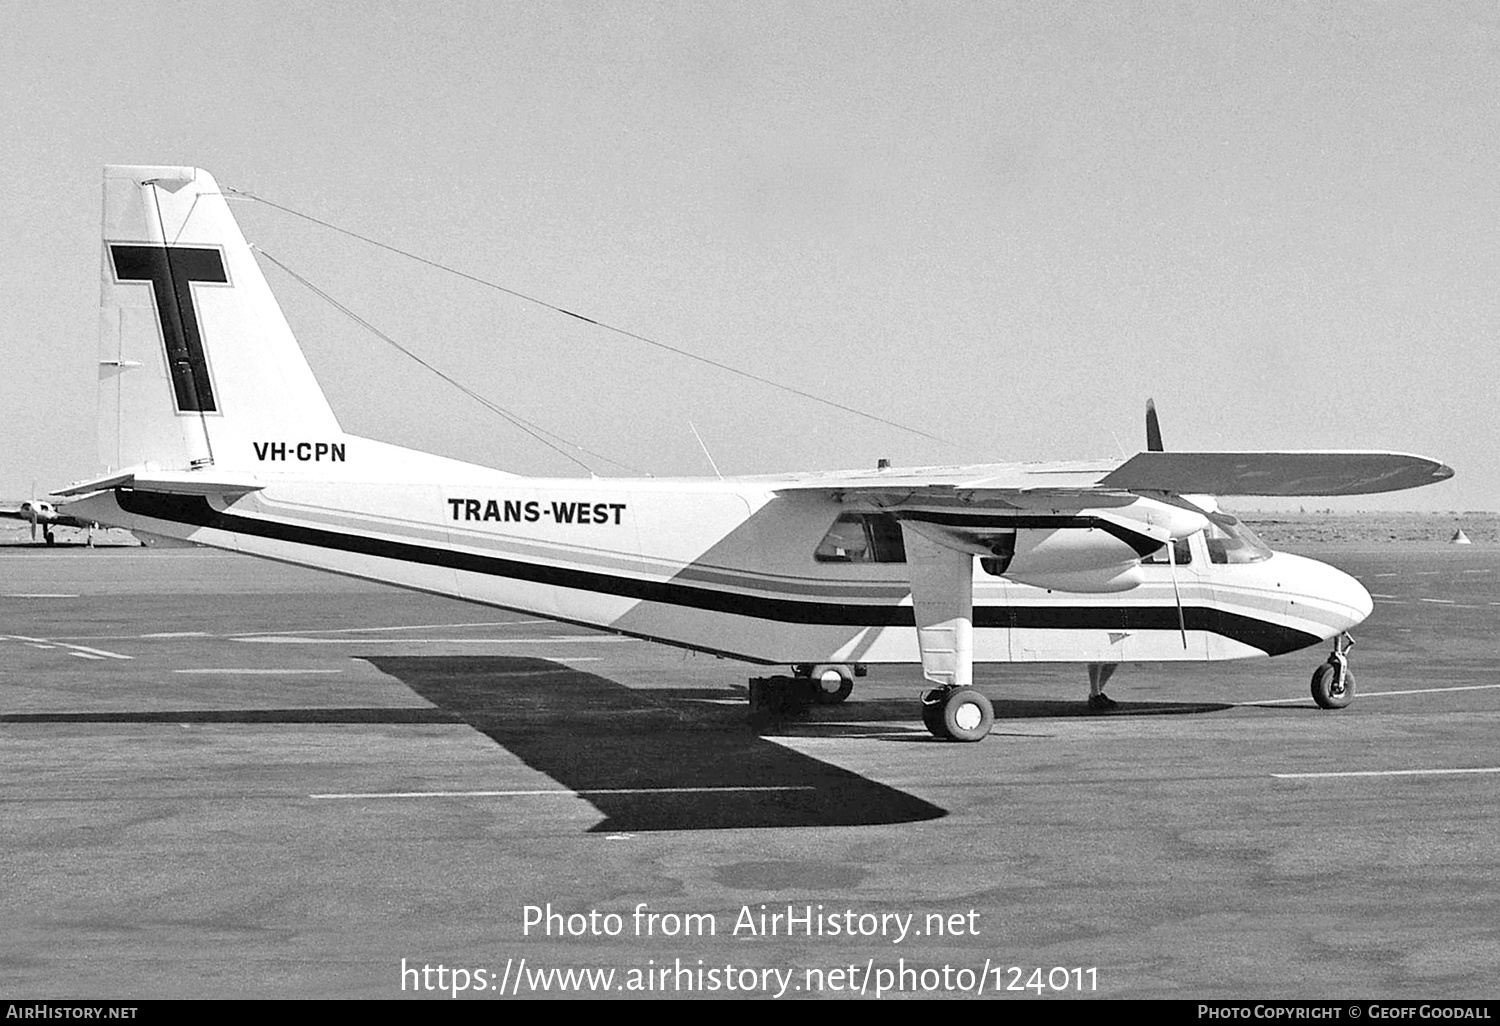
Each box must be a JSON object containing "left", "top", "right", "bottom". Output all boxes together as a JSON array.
[{"left": 2, "top": 1, "right": 1495, "bottom": 510}]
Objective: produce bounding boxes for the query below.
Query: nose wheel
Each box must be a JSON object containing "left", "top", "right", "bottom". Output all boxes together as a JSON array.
[
  {"left": 791, "top": 663, "right": 856, "bottom": 704},
  {"left": 1310, "top": 632, "right": 1356, "bottom": 709}
]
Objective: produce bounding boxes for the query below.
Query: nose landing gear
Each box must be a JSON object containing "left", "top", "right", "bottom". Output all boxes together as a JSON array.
[
  {"left": 791, "top": 663, "right": 858, "bottom": 704},
  {"left": 1310, "top": 632, "right": 1356, "bottom": 709}
]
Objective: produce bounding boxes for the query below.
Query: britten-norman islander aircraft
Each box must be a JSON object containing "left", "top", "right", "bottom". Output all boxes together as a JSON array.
[{"left": 55, "top": 166, "right": 1454, "bottom": 741}]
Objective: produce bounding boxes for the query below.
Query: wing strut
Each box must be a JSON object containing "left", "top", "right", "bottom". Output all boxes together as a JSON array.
[
  {"left": 1166, "top": 536, "right": 1188, "bottom": 649},
  {"left": 898, "top": 523, "right": 974, "bottom": 689}
]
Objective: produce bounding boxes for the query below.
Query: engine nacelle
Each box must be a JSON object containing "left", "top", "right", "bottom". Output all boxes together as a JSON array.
[
  {"left": 898, "top": 496, "right": 1206, "bottom": 588},
  {"left": 1003, "top": 563, "right": 1145, "bottom": 593},
  {"left": 1003, "top": 525, "right": 1152, "bottom": 576}
]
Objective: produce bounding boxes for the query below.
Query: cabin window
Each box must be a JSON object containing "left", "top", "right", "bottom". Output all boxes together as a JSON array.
[
  {"left": 1204, "top": 512, "right": 1273, "bottom": 564},
  {"left": 813, "top": 513, "right": 907, "bottom": 563},
  {"left": 1141, "top": 538, "right": 1193, "bottom": 566}
]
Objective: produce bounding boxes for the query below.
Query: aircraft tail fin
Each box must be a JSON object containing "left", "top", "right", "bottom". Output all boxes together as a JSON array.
[{"left": 99, "top": 165, "right": 342, "bottom": 476}]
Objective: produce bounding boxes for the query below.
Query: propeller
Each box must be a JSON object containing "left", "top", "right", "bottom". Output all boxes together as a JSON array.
[
  {"left": 1148, "top": 399, "right": 1187, "bottom": 648},
  {"left": 23, "top": 487, "right": 39, "bottom": 540}
]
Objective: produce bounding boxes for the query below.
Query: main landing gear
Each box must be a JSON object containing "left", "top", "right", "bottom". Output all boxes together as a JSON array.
[
  {"left": 1310, "top": 632, "right": 1357, "bottom": 709},
  {"left": 921, "top": 686, "right": 995, "bottom": 742}
]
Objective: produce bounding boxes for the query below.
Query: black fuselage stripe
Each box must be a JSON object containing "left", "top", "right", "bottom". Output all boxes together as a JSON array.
[{"left": 115, "top": 491, "right": 1320, "bottom": 656}]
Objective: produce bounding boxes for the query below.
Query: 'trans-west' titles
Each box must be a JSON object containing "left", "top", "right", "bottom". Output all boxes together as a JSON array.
[{"left": 522, "top": 903, "right": 981, "bottom": 944}]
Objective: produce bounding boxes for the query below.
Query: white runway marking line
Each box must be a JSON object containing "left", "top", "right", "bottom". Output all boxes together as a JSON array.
[
  {"left": 1274, "top": 767, "right": 1500, "bottom": 780},
  {"left": 1239, "top": 682, "right": 1500, "bottom": 705},
  {"left": 4, "top": 593, "right": 80, "bottom": 598},
  {"left": 2, "top": 634, "right": 132, "bottom": 659},
  {"left": 311, "top": 785, "right": 818, "bottom": 800},
  {"left": 174, "top": 668, "right": 346, "bottom": 675},
  {"left": 52, "top": 644, "right": 133, "bottom": 660}
]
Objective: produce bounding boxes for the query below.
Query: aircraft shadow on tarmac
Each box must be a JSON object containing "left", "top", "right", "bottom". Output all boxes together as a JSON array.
[
  {"left": 0, "top": 660, "right": 1231, "bottom": 833},
  {"left": 364, "top": 655, "right": 948, "bottom": 832}
]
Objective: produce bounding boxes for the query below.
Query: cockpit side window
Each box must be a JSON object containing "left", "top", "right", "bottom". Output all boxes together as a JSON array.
[
  {"left": 1204, "top": 512, "right": 1273, "bottom": 564},
  {"left": 1141, "top": 538, "right": 1192, "bottom": 566},
  {"left": 814, "top": 513, "right": 907, "bottom": 563}
]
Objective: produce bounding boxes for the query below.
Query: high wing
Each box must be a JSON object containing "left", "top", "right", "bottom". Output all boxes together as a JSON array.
[
  {"left": 44, "top": 513, "right": 98, "bottom": 529},
  {"left": 752, "top": 450, "right": 1454, "bottom": 498},
  {"left": 1099, "top": 450, "right": 1454, "bottom": 496}
]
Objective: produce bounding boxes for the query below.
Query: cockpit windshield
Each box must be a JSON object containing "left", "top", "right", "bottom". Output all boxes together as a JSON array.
[{"left": 1203, "top": 511, "right": 1273, "bottom": 564}]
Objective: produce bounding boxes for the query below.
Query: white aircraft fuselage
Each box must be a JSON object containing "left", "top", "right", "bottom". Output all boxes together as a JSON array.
[{"left": 66, "top": 437, "right": 1370, "bottom": 668}]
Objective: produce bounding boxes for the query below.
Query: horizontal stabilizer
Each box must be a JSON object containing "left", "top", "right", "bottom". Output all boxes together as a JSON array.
[
  {"left": 54, "top": 468, "right": 264, "bottom": 498},
  {"left": 1099, "top": 451, "right": 1454, "bottom": 497}
]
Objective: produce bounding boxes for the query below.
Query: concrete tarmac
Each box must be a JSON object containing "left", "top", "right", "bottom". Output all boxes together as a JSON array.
[{"left": 1, "top": 544, "right": 1496, "bottom": 999}]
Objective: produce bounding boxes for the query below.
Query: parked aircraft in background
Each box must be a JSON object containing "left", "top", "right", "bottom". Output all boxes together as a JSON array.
[
  {"left": 0, "top": 498, "right": 97, "bottom": 545},
  {"left": 53, "top": 166, "right": 1453, "bottom": 740}
]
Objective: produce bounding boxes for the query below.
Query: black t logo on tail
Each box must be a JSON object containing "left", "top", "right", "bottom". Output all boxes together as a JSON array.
[{"left": 110, "top": 245, "right": 228, "bottom": 413}]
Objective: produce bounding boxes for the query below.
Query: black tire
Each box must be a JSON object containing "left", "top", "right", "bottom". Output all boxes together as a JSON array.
[
  {"left": 811, "top": 671, "right": 854, "bottom": 705},
  {"left": 940, "top": 687, "right": 994, "bottom": 742},
  {"left": 44, "top": 530, "right": 55, "bottom": 546},
  {"left": 1310, "top": 662, "right": 1355, "bottom": 709},
  {"left": 921, "top": 689, "right": 949, "bottom": 738}
]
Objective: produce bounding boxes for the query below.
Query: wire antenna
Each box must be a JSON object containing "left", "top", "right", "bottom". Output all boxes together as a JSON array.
[
  {"left": 688, "top": 421, "right": 723, "bottom": 481},
  {"left": 255, "top": 247, "right": 645, "bottom": 476},
  {"left": 226, "top": 186, "right": 953, "bottom": 446}
]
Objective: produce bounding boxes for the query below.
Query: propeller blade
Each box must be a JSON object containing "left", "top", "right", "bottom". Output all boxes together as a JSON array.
[{"left": 1146, "top": 398, "right": 1164, "bottom": 452}]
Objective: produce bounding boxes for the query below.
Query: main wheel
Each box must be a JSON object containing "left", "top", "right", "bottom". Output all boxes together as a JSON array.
[
  {"left": 940, "top": 687, "right": 994, "bottom": 742},
  {"left": 1310, "top": 662, "right": 1355, "bottom": 709}
]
